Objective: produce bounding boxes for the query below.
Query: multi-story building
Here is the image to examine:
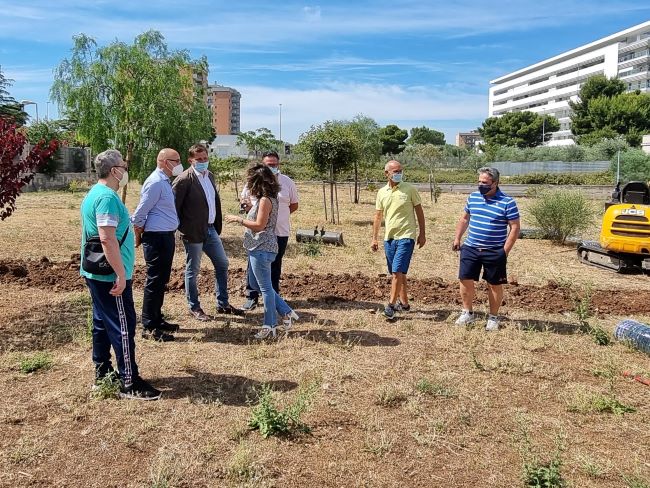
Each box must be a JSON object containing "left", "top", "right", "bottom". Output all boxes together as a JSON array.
[
  {"left": 207, "top": 84, "right": 241, "bottom": 136},
  {"left": 455, "top": 131, "right": 483, "bottom": 148},
  {"left": 489, "top": 21, "right": 650, "bottom": 145}
]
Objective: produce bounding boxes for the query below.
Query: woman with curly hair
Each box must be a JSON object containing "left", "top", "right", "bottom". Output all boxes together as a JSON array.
[{"left": 226, "top": 163, "right": 299, "bottom": 339}]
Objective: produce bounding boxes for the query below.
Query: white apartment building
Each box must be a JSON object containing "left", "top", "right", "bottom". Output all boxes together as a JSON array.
[{"left": 489, "top": 21, "right": 650, "bottom": 146}]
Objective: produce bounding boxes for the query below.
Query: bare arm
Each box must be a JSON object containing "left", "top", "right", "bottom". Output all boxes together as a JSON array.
[
  {"left": 414, "top": 204, "right": 426, "bottom": 248},
  {"left": 452, "top": 212, "right": 470, "bottom": 251},
  {"left": 225, "top": 196, "right": 272, "bottom": 232},
  {"left": 289, "top": 202, "right": 299, "bottom": 213},
  {"left": 371, "top": 209, "right": 383, "bottom": 251},
  {"left": 504, "top": 219, "right": 520, "bottom": 255},
  {"left": 98, "top": 225, "right": 126, "bottom": 295}
]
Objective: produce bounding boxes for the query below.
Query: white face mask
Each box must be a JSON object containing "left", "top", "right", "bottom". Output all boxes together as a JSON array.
[
  {"left": 113, "top": 167, "right": 129, "bottom": 188},
  {"left": 171, "top": 163, "right": 183, "bottom": 177}
]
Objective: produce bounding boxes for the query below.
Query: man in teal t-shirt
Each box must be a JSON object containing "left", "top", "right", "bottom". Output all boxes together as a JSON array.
[{"left": 81, "top": 149, "right": 160, "bottom": 401}]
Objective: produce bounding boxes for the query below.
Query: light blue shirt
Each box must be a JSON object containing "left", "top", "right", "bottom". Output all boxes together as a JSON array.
[
  {"left": 131, "top": 168, "right": 179, "bottom": 231},
  {"left": 464, "top": 189, "right": 520, "bottom": 248}
]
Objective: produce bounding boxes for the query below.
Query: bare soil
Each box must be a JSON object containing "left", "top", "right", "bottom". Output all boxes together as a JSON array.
[{"left": 2, "top": 257, "right": 649, "bottom": 316}]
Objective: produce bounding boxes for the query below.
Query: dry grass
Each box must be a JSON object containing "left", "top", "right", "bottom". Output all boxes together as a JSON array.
[{"left": 0, "top": 183, "right": 649, "bottom": 487}]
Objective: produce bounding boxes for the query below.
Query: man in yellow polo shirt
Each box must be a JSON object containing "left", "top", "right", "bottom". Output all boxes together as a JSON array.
[{"left": 371, "top": 160, "right": 426, "bottom": 319}]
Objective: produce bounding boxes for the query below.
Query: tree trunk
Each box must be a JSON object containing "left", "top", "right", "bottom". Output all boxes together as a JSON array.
[
  {"left": 329, "top": 163, "right": 335, "bottom": 224},
  {"left": 353, "top": 160, "right": 359, "bottom": 204},
  {"left": 322, "top": 183, "right": 328, "bottom": 222},
  {"left": 121, "top": 141, "right": 134, "bottom": 204}
]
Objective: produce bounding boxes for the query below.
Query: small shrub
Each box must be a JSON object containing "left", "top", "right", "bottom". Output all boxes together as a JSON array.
[
  {"left": 528, "top": 189, "right": 594, "bottom": 244},
  {"left": 523, "top": 458, "right": 566, "bottom": 488},
  {"left": 67, "top": 179, "right": 90, "bottom": 194},
  {"left": 300, "top": 238, "right": 323, "bottom": 257},
  {"left": 19, "top": 352, "right": 53, "bottom": 374},
  {"left": 91, "top": 371, "right": 121, "bottom": 400},
  {"left": 248, "top": 383, "right": 317, "bottom": 438}
]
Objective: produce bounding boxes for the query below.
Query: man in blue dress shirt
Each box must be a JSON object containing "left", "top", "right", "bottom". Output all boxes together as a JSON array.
[
  {"left": 452, "top": 167, "right": 520, "bottom": 331},
  {"left": 132, "top": 148, "right": 183, "bottom": 341}
]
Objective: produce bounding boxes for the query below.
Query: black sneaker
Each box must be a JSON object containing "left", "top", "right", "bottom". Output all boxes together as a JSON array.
[
  {"left": 395, "top": 299, "right": 411, "bottom": 312},
  {"left": 158, "top": 320, "right": 180, "bottom": 333},
  {"left": 242, "top": 298, "right": 258, "bottom": 311},
  {"left": 383, "top": 304, "right": 396, "bottom": 320},
  {"left": 217, "top": 304, "right": 245, "bottom": 316},
  {"left": 120, "top": 377, "right": 161, "bottom": 401},
  {"left": 142, "top": 328, "right": 175, "bottom": 342}
]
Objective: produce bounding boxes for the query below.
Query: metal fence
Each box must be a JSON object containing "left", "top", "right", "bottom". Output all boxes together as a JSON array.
[{"left": 490, "top": 161, "right": 611, "bottom": 175}]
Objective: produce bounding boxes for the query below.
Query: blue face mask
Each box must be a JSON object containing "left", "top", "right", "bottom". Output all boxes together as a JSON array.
[
  {"left": 478, "top": 184, "right": 492, "bottom": 195},
  {"left": 391, "top": 172, "right": 403, "bottom": 183},
  {"left": 194, "top": 162, "right": 209, "bottom": 172},
  {"left": 269, "top": 166, "right": 280, "bottom": 175}
]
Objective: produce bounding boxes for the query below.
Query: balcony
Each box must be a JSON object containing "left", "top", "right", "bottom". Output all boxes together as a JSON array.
[
  {"left": 619, "top": 38, "right": 650, "bottom": 54},
  {"left": 618, "top": 52, "right": 650, "bottom": 70}
]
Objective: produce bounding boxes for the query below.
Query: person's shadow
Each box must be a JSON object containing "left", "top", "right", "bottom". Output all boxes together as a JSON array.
[{"left": 155, "top": 369, "right": 298, "bottom": 405}]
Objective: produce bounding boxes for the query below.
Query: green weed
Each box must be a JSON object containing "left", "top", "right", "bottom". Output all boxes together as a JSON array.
[
  {"left": 91, "top": 371, "right": 121, "bottom": 400},
  {"left": 415, "top": 378, "right": 456, "bottom": 398},
  {"left": 19, "top": 352, "right": 53, "bottom": 374},
  {"left": 375, "top": 385, "right": 408, "bottom": 407},
  {"left": 248, "top": 382, "right": 317, "bottom": 438}
]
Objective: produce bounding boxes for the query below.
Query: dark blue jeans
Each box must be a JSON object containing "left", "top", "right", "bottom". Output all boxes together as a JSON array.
[
  {"left": 245, "top": 235, "right": 288, "bottom": 299},
  {"left": 85, "top": 278, "right": 139, "bottom": 387},
  {"left": 141, "top": 231, "right": 175, "bottom": 330}
]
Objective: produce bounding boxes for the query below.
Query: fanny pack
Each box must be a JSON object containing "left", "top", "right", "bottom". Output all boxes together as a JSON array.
[{"left": 82, "top": 227, "right": 129, "bottom": 275}]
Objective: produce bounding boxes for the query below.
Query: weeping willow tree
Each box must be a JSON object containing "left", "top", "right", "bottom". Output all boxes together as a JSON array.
[{"left": 51, "top": 30, "right": 212, "bottom": 199}]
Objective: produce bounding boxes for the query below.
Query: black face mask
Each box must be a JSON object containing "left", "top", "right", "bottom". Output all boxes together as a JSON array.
[{"left": 478, "top": 184, "right": 492, "bottom": 195}]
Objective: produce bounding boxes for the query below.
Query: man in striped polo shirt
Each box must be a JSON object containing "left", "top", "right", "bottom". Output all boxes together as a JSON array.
[{"left": 452, "top": 167, "right": 520, "bottom": 331}]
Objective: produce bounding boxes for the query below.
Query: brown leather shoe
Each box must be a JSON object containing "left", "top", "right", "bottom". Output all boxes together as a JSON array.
[{"left": 189, "top": 308, "right": 213, "bottom": 321}]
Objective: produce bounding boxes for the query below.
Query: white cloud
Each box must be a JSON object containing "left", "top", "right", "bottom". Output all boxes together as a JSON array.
[{"left": 238, "top": 82, "right": 487, "bottom": 143}]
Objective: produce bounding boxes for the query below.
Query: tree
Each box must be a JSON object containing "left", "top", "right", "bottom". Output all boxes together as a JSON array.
[
  {"left": 478, "top": 111, "right": 559, "bottom": 148},
  {"left": 51, "top": 31, "right": 212, "bottom": 192},
  {"left": 296, "top": 121, "right": 360, "bottom": 223},
  {"left": 403, "top": 144, "right": 443, "bottom": 202},
  {"left": 1, "top": 118, "right": 59, "bottom": 220},
  {"left": 25, "top": 120, "right": 71, "bottom": 177},
  {"left": 569, "top": 75, "right": 650, "bottom": 146},
  {"left": 379, "top": 124, "right": 408, "bottom": 155},
  {"left": 236, "top": 128, "right": 281, "bottom": 158},
  {"left": 347, "top": 114, "right": 382, "bottom": 203},
  {"left": 0, "top": 67, "right": 28, "bottom": 126},
  {"left": 408, "top": 126, "right": 445, "bottom": 146}
]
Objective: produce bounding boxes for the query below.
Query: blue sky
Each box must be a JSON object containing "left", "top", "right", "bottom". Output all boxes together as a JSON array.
[{"left": 1, "top": 1, "right": 649, "bottom": 143}]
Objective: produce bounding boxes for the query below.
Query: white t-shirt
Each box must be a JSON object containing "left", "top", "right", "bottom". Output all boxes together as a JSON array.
[{"left": 241, "top": 173, "right": 298, "bottom": 237}]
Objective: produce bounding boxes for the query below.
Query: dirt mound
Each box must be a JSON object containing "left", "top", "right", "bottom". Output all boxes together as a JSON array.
[{"left": 1, "top": 258, "right": 649, "bottom": 315}]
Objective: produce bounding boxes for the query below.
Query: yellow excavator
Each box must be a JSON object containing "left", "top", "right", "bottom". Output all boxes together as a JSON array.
[{"left": 578, "top": 181, "right": 650, "bottom": 273}]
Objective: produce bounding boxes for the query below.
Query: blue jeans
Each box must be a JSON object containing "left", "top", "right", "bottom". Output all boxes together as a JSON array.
[
  {"left": 248, "top": 249, "right": 292, "bottom": 327},
  {"left": 183, "top": 225, "right": 230, "bottom": 311},
  {"left": 85, "top": 278, "right": 139, "bottom": 387}
]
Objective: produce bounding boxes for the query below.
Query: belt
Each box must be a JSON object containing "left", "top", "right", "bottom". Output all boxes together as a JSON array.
[{"left": 143, "top": 230, "right": 175, "bottom": 235}]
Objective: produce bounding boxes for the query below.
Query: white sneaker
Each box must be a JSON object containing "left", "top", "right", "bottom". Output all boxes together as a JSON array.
[
  {"left": 282, "top": 311, "right": 299, "bottom": 332},
  {"left": 455, "top": 310, "right": 476, "bottom": 326},
  {"left": 485, "top": 315, "right": 500, "bottom": 332}
]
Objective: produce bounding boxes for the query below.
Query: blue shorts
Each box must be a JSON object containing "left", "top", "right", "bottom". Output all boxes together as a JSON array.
[
  {"left": 458, "top": 245, "right": 508, "bottom": 285},
  {"left": 384, "top": 238, "right": 415, "bottom": 274}
]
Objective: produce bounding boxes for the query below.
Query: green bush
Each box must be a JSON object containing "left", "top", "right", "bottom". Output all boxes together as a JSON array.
[
  {"left": 528, "top": 189, "right": 595, "bottom": 244},
  {"left": 612, "top": 149, "right": 650, "bottom": 183},
  {"left": 508, "top": 172, "right": 613, "bottom": 185}
]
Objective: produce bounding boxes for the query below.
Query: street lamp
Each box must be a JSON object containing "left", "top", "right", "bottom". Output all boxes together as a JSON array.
[{"left": 20, "top": 100, "right": 39, "bottom": 123}]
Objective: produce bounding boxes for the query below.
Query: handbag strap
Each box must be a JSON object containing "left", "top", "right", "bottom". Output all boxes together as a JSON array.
[{"left": 84, "top": 225, "right": 129, "bottom": 247}]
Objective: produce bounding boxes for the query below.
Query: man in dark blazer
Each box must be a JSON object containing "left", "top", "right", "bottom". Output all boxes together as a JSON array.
[{"left": 172, "top": 143, "right": 243, "bottom": 321}]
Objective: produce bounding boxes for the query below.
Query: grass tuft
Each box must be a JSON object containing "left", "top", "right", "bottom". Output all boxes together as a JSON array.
[{"left": 19, "top": 352, "right": 53, "bottom": 374}]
